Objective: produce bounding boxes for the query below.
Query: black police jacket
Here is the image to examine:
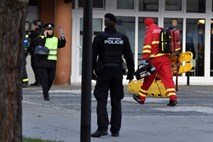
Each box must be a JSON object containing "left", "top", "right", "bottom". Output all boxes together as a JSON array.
[
  {"left": 92, "top": 26, "right": 134, "bottom": 80},
  {"left": 28, "top": 28, "right": 43, "bottom": 54}
]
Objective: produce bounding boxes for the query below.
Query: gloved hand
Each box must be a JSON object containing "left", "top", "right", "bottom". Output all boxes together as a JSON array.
[
  {"left": 127, "top": 74, "right": 134, "bottom": 81},
  {"left": 141, "top": 60, "right": 148, "bottom": 65},
  {"left": 137, "top": 60, "right": 148, "bottom": 70},
  {"left": 128, "top": 79, "right": 133, "bottom": 83}
]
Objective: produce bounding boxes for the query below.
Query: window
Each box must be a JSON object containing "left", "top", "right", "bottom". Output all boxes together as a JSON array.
[
  {"left": 164, "top": 18, "right": 183, "bottom": 52},
  {"left": 165, "top": 0, "right": 182, "bottom": 11},
  {"left": 210, "top": 20, "right": 213, "bottom": 76},
  {"left": 117, "top": 0, "right": 134, "bottom": 9},
  {"left": 212, "top": 1, "right": 213, "bottom": 12},
  {"left": 187, "top": 0, "right": 206, "bottom": 13},
  {"left": 78, "top": 0, "right": 105, "bottom": 9},
  {"left": 186, "top": 19, "right": 205, "bottom": 76},
  {"left": 79, "top": 18, "right": 103, "bottom": 75},
  {"left": 116, "top": 17, "right": 135, "bottom": 52},
  {"left": 139, "top": 0, "right": 158, "bottom": 12},
  {"left": 164, "top": 18, "right": 183, "bottom": 32}
]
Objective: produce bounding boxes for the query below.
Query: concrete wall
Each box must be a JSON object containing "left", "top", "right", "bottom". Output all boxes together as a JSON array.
[{"left": 26, "top": 0, "right": 72, "bottom": 85}]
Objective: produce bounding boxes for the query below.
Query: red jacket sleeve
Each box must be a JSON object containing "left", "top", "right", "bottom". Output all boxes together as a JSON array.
[
  {"left": 142, "top": 30, "right": 152, "bottom": 60},
  {"left": 142, "top": 24, "right": 162, "bottom": 60}
]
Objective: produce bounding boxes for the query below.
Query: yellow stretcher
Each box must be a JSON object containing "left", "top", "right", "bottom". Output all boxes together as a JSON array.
[
  {"left": 128, "top": 79, "right": 168, "bottom": 97},
  {"left": 127, "top": 51, "right": 193, "bottom": 97},
  {"left": 170, "top": 51, "right": 193, "bottom": 74}
]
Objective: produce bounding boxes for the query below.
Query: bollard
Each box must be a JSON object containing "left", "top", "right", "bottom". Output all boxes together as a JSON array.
[{"left": 186, "top": 72, "right": 190, "bottom": 85}]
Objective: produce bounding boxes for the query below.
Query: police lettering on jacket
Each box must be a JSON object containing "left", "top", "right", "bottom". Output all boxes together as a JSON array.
[
  {"left": 101, "top": 32, "right": 124, "bottom": 63},
  {"left": 104, "top": 37, "right": 124, "bottom": 45}
]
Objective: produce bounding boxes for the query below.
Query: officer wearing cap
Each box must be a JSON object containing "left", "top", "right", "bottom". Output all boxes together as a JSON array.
[
  {"left": 91, "top": 13, "right": 134, "bottom": 137},
  {"left": 28, "top": 19, "right": 44, "bottom": 86},
  {"left": 44, "top": 23, "right": 54, "bottom": 29},
  {"left": 33, "top": 19, "right": 43, "bottom": 28},
  {"left": 36, "top": 22, "right": 66, "bottom": 101}
]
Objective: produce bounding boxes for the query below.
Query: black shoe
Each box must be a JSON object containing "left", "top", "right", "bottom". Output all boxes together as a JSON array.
[
  {"left": 167, "top": 100, "right": 177, "bottom": 106},
  {"left": 91, "top": 130, "right": 108, "bottom": 137},
  {"left": 133, "top": 94, "right": 144, "bottom": 104},
  {"left": 111, "top": 132, "right": 119, "bottom": 137},
  {"left": 44, "top": 97, "right": 50, "bottom": 101}
]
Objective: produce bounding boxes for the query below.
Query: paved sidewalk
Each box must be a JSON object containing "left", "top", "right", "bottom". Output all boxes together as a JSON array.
[{"left": 22, "top": 85, "right": 213, "bottom": 142}]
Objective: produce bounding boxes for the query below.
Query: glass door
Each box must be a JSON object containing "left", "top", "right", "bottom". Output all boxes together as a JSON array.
[
  {"left": 78, "top": 17, "right": 103, "bottom": 77},
  {"left": 186, "top": 19, "right": 205, "bottom": 76}
]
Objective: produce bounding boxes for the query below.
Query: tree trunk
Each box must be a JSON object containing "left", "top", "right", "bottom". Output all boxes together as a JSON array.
[{"left": 0, "top": 0, "right": 28, "bottom": 141}]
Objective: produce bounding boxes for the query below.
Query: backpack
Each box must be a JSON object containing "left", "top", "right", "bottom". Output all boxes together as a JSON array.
[{"left": 159, "top": 28, "right": 181, "bottom": 53}]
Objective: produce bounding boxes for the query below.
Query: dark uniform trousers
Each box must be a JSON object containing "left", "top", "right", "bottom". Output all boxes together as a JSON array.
[
  {"left": 22, "top": 51, "right": 28, "bottom": 81},
  {"left": 94, "top": 65, "right": 124, "bottom": 133},
  {"left": 31, "top": 53, "right": 41, "bottom": 84},
  {"left": 39, "top": 67, "right": 56, "bottom": 98}
]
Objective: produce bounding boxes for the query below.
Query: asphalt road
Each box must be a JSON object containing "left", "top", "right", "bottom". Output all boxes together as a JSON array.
[{"left": 22, "top": 85, "right": 213, "bottom": 142}]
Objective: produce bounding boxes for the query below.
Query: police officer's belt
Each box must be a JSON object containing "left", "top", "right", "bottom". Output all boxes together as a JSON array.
[{"left": 104, "top": 63, "right": 121, "bottom": 67}]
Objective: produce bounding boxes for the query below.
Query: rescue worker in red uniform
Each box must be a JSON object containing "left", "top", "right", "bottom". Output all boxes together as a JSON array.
[{"left": 133, "top": 18, "right": 178, "bottom": 106}]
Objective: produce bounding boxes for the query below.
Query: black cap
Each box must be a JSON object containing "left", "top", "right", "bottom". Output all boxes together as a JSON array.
[
  {"left": 43, "top": 23, "right": 55, "bottom": 29},
  {"left": 104, "top": 13, "right": 117, "bottom": 23},
  {"left": 32, "top": 19, "right": 43, "bottom": 27}
]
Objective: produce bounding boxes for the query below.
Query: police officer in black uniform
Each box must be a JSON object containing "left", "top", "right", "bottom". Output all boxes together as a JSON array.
[
  {"left": 28, "top": 19, "right": 44, "bottom": 86},
  {"left": 91, "top": 13, "right": 134, "bottom": 137},
  {"left": 37, "top": 23, "right": 66, "bottom": 101}
]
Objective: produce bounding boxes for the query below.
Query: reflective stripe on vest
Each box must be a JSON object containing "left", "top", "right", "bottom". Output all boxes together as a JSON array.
[
  {"left": 22, "top": 78, "right": 29, "bottom": 82},
  {"left": 45, "top": 37, "right": 58, "bottom": 60}
]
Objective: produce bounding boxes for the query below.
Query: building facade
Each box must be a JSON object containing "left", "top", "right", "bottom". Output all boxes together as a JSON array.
[{"left": 27, "top": 0, "right": 213, "bottom": 85}]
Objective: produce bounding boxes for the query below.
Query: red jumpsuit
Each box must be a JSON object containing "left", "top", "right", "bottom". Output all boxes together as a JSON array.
[{"left": 139, "top": 23, "right": 177, "bottom": 103}]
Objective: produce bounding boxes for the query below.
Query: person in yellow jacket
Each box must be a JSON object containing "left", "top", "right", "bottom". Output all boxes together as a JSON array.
[{"left": 37, "top": 23, "right": 66, "bottom": 101}]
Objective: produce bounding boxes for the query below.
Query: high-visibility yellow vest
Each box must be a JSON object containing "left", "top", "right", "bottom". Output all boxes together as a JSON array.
[{"left": 45, "top": 37, "right": 58, "bottom": 60}]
